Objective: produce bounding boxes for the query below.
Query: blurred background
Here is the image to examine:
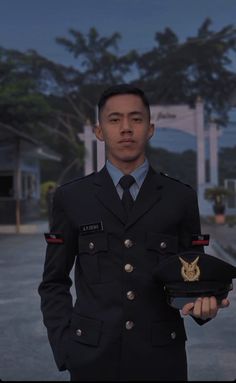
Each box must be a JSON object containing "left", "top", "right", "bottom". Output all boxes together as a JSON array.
[{"left": 0, "top": 0, "right": 236, "bottom": 381}]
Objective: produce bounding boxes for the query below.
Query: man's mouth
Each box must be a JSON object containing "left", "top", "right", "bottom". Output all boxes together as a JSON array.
[{"left": 119, "top": 139, "right": 135, "bottom": 144}]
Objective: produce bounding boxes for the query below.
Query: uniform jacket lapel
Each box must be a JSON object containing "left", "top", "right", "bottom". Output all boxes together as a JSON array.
[
  {"left": 94, "top": 166, "right": 126, "bottom": 224},
  {"left": 125, "top": 167, "right": 163, "bottom": 229},
  {"left": 94, "top": 165, "right": 163, "bottom": 228}
]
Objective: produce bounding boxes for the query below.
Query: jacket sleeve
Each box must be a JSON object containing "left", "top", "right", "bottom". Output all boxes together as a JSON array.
[
  {"left": 38, "top": 186, "right": 78, "bottom": 370},
  {"left": 179, "top": 187, "right": 210, "bottom": 326},
  {"left": 178, "top": 186, "right": 204, "bottom": 254}
]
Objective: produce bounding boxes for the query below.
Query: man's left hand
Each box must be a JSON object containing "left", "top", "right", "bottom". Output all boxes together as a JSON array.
[{"left": 181, "top": 296, "right": 230, "bottom": 320}]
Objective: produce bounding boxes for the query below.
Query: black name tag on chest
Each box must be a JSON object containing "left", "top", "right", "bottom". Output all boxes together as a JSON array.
[{"left": 79, "top": 221, "right": 104, "bottom": 235}]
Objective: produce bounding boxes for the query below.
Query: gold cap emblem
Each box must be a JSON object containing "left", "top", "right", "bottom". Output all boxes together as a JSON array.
[{"left": 179, "top": 256, "right": 200, "bottom": 282}]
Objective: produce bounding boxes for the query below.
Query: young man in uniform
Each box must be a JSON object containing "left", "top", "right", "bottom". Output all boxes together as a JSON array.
[{"left": 38, "top": 84, "right": 229, "bottom": 381}]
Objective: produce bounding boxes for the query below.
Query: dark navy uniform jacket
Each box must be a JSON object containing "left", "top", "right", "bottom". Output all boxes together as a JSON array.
[{"left": 38, "top": 165, "right": 205, "bottom": 381}]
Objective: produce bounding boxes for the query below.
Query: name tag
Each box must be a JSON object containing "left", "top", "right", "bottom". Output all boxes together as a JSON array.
[{"left": 79, "top": 221, "right": 104, "bottom": 235}]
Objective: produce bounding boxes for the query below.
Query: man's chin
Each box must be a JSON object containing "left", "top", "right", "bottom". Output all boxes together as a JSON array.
[{"left": 119, "top": 155, "right": 140, "bottom": 163}]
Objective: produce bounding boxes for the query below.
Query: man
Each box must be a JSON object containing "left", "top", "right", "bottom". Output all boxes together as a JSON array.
[{"left": 38, "top": 84, "right": 229, "bottom": 381}]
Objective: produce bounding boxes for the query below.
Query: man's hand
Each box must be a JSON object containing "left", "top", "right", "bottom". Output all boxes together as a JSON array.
[{"left": 181, "top": 296, "right": 230, "bottom": 320}]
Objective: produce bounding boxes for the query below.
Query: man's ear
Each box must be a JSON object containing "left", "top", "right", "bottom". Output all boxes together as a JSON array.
[
  {"left": 148, "top": 123, "right": 155, "bottom": 140},
  {"left": 94, "top": 124, "right": 104, "bottom": 141}
]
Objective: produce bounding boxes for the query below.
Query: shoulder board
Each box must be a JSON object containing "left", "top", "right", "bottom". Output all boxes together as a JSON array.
[
  {"left": 160, "top": 172, "right": 192, "bottom": 188},
  {"left": 58, "top": 172, "right": 95, "bottom": 188}
]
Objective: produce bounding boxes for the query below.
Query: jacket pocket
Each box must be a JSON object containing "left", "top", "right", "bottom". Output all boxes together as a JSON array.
[
  {"left": 70, "top": 314, "right": 103, "bottom": 347},
  {"left": 79, "top": 233, "right": 108, "bottom": 254},
  {"left": 147, "top": 232, "right": 178, "bottom": 255},
  {"left": 151, "top": 319, "right": 187, "bottom": 347},
  {"left": 78, "top": 233, "right": 108, "bottom": 283}
]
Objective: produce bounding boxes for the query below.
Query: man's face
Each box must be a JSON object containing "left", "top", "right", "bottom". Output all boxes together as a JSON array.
[{"left": 95, "top": 94, "right": 154, "bottom": 168}]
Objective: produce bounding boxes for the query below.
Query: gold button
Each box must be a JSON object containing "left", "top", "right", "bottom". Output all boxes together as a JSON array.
[
  {"left": 124, "top": 239, "right": 133, "bottom": 248},
  {"left": 160, "top": 241, "right": 167, "bottom": 249},
  {"left": 126, "top": 291, "right": 135, "bottom": 300},
  {"left": 171, "top": 331, "right": 176, "bottom": 339},
  {"left": 89, "top": 242, "right": 95, "bottom": 250},
  {"left": 124, "top": 264, "right": 134, "bottom": 273},
  {"left": 125, "top": 320, "right": 134, "bottom": 330},
  {"left": 76, "top": 329, "right": 82, "bottom": 336}
]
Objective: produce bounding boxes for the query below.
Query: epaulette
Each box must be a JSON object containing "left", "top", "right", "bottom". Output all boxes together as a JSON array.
[
  {"left": 160, "top": 172, "right": 192, "bottom": 189},
  {"left": 58, "top": 172, "right": 95, "bottom": 188}
]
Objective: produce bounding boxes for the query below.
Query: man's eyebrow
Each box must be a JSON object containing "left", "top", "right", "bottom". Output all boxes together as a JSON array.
[
  {"left": 107, "top": 111, "right": 144, "bottom": 117},
  {"left": 107, "top": 112, "right": 122, "bottom": 117},
  {"left": 129, "top": 111, "right": 143, "bottom": 116}
]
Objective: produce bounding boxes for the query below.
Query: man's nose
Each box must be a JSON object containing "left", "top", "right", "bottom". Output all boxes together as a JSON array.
[{"left": 121, "top": 118, "right": 132, "bottom": 133}]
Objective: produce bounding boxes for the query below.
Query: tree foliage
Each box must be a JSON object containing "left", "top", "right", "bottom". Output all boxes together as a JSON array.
[
  {"left": 55, "top": 27, "right": 138, "bottom": 122},
  {"left": 136, "top": 18, "right": 236, "bottom": 124},
  {"left": 1, "top": 18, "right": 236, "bottom": 182},
  {"left": 0, "top": 47, "right": 85, "bottom": 183},
  {"left": 0, "top": 47, "right": 51, "bottom": 130},
  {"left": 56, "top": 27, "right": 137, "bottom": 84}
]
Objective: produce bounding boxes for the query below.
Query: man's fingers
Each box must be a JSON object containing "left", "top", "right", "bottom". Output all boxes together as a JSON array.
[
  {"left": 192, "top": 297, "right": 203, "bottom": 318},
  {"left": 218, "top": 298, "right": 230, "bottom": 308},
  {"left": 199, "top": 297, "right": 211, "bottom": 320},
  {"left": 194, "top": 297, "right": 218, "bottom": 320},
  {"left": 209, "top": 296, "right": 218, "bottom": 318},
  {"left": 182, "top": 297, "right": 230, "bottom": 320},
  {"left": 181, "top": 302, "right": 194, "bottom": 315}
]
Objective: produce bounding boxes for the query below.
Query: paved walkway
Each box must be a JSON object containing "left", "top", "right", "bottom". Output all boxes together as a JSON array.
[
  {"left": 0, "top": 233, "right": 69, "bottom": 381},
  {"left": 0, "top": 222, "right": 235, "bottom": 381}
]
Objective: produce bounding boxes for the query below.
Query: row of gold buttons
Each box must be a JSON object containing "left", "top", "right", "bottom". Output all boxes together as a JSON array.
[
  {"left": 124, "top": 239, "right": 135, "bottom": 330},
  {"left": 88, "top": 239, "right": 167, "bottom": 252}
]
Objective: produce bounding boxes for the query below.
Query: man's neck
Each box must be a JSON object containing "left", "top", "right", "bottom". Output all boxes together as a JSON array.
[{"left": 107, "top": 157, "right": 146, "bottom": 175}]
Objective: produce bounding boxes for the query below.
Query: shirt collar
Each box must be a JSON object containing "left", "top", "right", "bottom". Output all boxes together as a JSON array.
[
  {"left": 131, "top": 158, "right": 149, "bottom": 188},
  {"left": 106, "top": 158, "right": 149, "bottom": 188},
  {"left": 106, "top": 160, "right": 124, "bottom": 187}
]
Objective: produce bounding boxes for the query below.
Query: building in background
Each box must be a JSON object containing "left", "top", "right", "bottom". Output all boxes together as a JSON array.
[{"left": 0, "top": 125, "right": 61, "bottom": 230}]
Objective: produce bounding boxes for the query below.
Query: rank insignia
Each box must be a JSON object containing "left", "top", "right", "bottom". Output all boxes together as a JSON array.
[
  {"left": 44, "top": 233, "right": 64, "bottom": 244},
  {"left": 179, "top": 256, "right": 200, "bottom": 282},
  {"left": 191, "top": 234, "right": 210, "bottom": 246}
]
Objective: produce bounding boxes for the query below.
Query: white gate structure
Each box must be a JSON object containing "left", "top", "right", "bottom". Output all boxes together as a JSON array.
[{"left": 78, "top": 99, "right": 221, "bottom": 216}]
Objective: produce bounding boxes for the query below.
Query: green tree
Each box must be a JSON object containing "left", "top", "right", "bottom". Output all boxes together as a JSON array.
[
  {"left": 55, "top": 27, "right": 137, "bottom": 122},
  {"left": 56, "top": 27, "right": 137, "bottom": 85},
  {"left": 0, "top": 47, "right": 51, "bottom": 132},
  {"left": 136, "top": 18, "right": 236, "bottom": 125},
  {"left": 0, "top": 47, "right": 85, "bottom": 183},
  {"left": 1, "top": 20, "right": 235, "bottom": 183},
  {"left": 39, "top": 94, "right": 85, "bottom": 184}
]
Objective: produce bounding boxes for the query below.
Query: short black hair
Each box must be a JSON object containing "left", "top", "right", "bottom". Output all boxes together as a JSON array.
[{"left": 97, "top": 84, "right": 151, "bottom": 121}]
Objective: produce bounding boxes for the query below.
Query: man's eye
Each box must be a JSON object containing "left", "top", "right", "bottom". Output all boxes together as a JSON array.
[
  {"left": 110, "top": 118, "right": 119, "bottom": 123},
  {"left": 133, "top": 117, "right": 142, "bottom": 122}
]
